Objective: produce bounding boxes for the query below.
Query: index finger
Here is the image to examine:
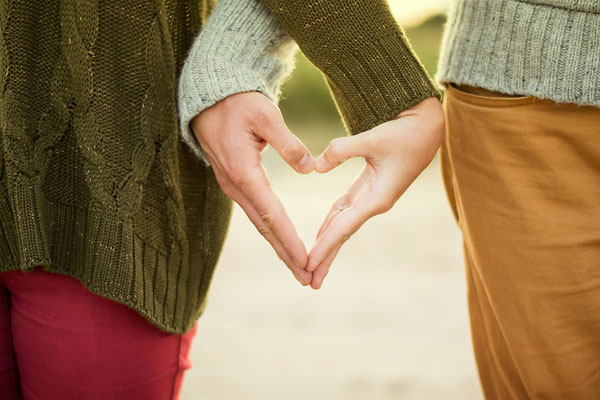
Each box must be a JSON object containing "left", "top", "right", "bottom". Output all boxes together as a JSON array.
[
  {"left": 307, "top": 196, "right": 379, "bottom": 288},
  {"left": 238, "top": 167, "right": 309, "bottom": 271},
  {"left": 235, "top": 190, "right": 312, "bottom": 285}
]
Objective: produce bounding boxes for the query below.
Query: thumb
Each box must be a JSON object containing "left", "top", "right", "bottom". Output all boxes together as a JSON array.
[
  {"left": 315, "top": 134, "right": 369, "bottom": 173},
  {"left": 253, "top": 108, "right": 314, "bottom": 174}
]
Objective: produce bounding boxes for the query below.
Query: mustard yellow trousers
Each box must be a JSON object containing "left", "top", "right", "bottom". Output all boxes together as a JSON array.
[{"left": 441, "top": 84, "right": 600, "bottom": 399}]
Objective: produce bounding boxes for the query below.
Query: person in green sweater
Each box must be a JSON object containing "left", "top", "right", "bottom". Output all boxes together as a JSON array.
[{"left": 0, "top": 0, "right": 443, "bottom": 398}]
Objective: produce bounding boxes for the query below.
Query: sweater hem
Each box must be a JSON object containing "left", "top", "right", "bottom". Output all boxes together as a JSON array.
[
  {"left": 0, "top": 196, "right": 212, "bottom": 335},
  {"left": 0, "top": 263, "right": 204, "bottom": 334},
  {"left": 436, "top": 0, "right": 600, "bottom": 107}
]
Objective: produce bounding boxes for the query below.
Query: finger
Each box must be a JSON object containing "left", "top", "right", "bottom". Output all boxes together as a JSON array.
[
  {"left": 316, "top": 196, "right": 347, "bottom": 242},
  {"left": 315, "top": 168, "right": 370, "bottom": 243},
  {"left": 310, "top": 248, "right": 339, "bottom": 290},
  {"left": 241, "top": 195, "right": 312, "bottom": 285},
  {"left": 253, "top": 108, "right": 314, "bottom": 174},
  {"left": 237, "top": 167, "right": 309, "bottom": 272},
  {"left": 316, "top": 193, "right": 354, "bottom": 244},
  {"left": 315, "top": 134, "right": 370, "bottom": 173},
  {"left": 229, "top": 182, "right": 312, "bottom": 285},
  {"left": 308, "top": 195, "right": 378, "bottom": 272},
  {"left": 212, "top": 165, "right": 311, "bottom": 285}
]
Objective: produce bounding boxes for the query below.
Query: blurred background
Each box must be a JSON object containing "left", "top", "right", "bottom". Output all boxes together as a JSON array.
[{"left": 182, "top": 1, "right": 484, "bottom": 399}]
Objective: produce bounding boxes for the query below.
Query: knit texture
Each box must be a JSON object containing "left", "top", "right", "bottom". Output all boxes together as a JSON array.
[
  {"left": 437, "top": 0, "right": 600, "bottom": 106},
  {"left": 177, "top": 0, "right": 298, "bottom": 165},
  {"left": 260, "top": 0, "right": 442, "bottom": 135},
  {"left": 0, "top": 0, "right": 233, "bottom": 334},
  {"left": 0, "top": 0, "right": 439, "bottom": 334}
]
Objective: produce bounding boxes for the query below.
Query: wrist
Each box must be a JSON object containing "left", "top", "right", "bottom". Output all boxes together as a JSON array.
[
  {"left": 176, "top": 0, "right": 298, "bottom": 164},
  {"left": 397, "top": 96, "right": 444, "bottom": 142}
]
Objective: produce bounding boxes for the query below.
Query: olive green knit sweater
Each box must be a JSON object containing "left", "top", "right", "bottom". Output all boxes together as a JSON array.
[{"left": 0, "top": 0, "right": 438, "bottom": 333}]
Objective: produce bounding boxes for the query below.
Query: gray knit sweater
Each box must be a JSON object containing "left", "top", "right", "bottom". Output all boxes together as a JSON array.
[
  {"left": 177, "top": 0, "right": 297, "bottom": 164},
  {"left": 436, "top": 0, "right": 600, "bottom": 106}
]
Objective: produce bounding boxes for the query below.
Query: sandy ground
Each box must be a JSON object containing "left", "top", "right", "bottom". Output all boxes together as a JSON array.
[{"left": 180, "top": 146, "right": 483, "bottom": 400}]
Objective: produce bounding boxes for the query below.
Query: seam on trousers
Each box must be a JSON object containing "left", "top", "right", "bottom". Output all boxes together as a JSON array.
[
  {"left": 0, "top": 287, "right": 20, "bottom": 400},
  {"left": 170, "top": 334, "right": 184, "bottom": 400},
  {"left": 465, "top": 254, "right": 505, "bottom": 399},
  {"left": 465, "top": 247, "right": 530, "bottom": 400}
]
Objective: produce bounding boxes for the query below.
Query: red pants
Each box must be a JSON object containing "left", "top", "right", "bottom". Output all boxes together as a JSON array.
[{"left": 0, "top": 268, "right": 197, "bottom": 400}]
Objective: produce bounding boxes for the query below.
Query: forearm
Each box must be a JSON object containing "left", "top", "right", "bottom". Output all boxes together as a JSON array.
[
  {"left": 259, "top": 0, "right": 441, "bottom": 135},
  {"left": 177, "top": 0, "right": 298, "bottom": 163}
]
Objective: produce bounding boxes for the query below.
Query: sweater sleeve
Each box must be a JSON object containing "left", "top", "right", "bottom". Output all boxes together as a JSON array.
[
  {"left": 258, "top": 0, "right": 441, "bottom": 135},
  {"left": 177, "top": 0, "right": 298, "bottom": 164}
]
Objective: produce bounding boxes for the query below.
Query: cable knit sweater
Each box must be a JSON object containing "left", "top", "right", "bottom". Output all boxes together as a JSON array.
[
  {"left": 437, "top": 0, "right": 600, "bottom": 106},
  {"left": 0, "top": 0, "right": 439, "bottom": 334}
]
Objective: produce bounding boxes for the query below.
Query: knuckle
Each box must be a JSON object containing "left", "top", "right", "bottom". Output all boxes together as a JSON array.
[
  {"left": 259, "top": 211, "right": 275, "bottom": 228},
  {"left": 251, "top": 105, "right": 279, "bottom": 131},
  {"left": 228, "top": 172, "right": 243, "bottom": 187},
  {"left": 331, "top": 197, "right": 348, "bottom": 213},
  {"left": 372, "top": 198, "right": 394, "bottom": 215},
  {"left": 281, "top": 141, "right": 305, "bottom": 163},
  {"left": 226, "top": 167, "right": 246, "bottom": 187},
  {"left": 257, "top": 225, "right": 272, "bottom": 239},
  {"left": 219, "top": 183, "right": 235, "bottom": 198},
  {"left": 371, "top": 204, "right": 387, "bottom": 215},
  {"left": 223, "top": 161, "right": 250, "bottom": 187},
  {"left": 326, "top": 139, "right": 344, "bottom": 161},
  {"left": 362, "top": 136, "right": 379, "bottom": 155},
  {"left": 253, "top": 110, "right": 273, "bottom": 130}
]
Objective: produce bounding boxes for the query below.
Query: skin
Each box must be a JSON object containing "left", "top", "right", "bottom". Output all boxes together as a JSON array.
[
  {"left": 191, "top": 92, "right": 315, "bottom": 286},
  {"left": 308, "top": 97, "right": 445, "bottom": 289},
  {"left": 191, "top": 92, "right": 445, "bottom": 289}
]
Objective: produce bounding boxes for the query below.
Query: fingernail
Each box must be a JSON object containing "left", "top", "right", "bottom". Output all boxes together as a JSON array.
[
  {"left": 315, "top": 156, "right": 326, "bottom": 173},
  {"left": 299, "top": 153, "right": 314, "bottom": 174}
]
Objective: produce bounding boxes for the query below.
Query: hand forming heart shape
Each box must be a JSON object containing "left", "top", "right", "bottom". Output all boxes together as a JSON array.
[{"left": 191, "top": 92, "right": 444, "bottom": 289}]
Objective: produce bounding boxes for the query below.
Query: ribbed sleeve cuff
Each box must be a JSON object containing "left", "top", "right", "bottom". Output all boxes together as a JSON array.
[
  {"left": 259, "top": 0, "right": 441, "bottom": 135},
  {"left": 324, "top": 32, "right": 441, "bottom": 135},
  {"left": 177, "top": 0, "right": 298, "bottom": 164}
]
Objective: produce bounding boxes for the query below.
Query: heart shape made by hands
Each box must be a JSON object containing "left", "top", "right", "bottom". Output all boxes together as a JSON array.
[{"left": 192, "top": 92, "right": 444, "bottom": 290}]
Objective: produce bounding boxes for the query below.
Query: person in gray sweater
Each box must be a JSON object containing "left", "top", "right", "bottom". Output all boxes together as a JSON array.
[
  {"left": 180, "top": 0, "right": 600, "bottom": 398},
  {"left": 435, "top": 1, "right": 600, "bottom": 399}
]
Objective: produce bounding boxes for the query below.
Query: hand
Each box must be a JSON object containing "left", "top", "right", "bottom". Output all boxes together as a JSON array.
[
  {"left": 307, "top": 97, "right": 445, "bottom": 289},
  {"left": 190, "top": 92, "right": 315, "bottom": 286}
]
